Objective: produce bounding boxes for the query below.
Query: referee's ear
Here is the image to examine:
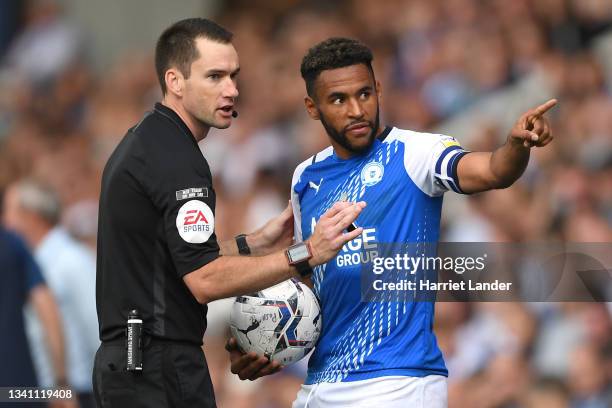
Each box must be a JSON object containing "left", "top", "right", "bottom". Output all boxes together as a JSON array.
[{"left": 165, "top": 68, "right": 184, "bottom": 98}]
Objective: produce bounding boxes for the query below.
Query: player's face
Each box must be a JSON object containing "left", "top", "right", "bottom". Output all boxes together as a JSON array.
[
  {"left": 182, "top": 37, "right": 239, "bottom": 130},
  {"left": 306, "top": 64, "right": 381, "bottom": 158}
]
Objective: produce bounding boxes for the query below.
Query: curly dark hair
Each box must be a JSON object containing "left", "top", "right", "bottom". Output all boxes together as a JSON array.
[
  {"left": 155, "top": 18, "right": 233, "bottom": 95},
  {"left": 300, "top": 37, "right": 374, "bottom": 98}
]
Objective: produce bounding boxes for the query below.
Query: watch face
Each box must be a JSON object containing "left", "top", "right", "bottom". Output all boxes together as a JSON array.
[{"left": 288, "top": 243, "right": 310, "bottom": 263}]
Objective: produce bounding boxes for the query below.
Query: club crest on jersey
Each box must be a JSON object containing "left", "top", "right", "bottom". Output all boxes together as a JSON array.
[
  {"left": 176, "top": 200, "right": 214, "bottom": 243},
  {"left": 360, "top": 161, "right": 384, "bottom": 187}
]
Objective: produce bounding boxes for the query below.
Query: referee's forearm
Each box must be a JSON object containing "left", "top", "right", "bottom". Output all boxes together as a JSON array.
[
  {"left": 218, "top": 232, "right": 269, "bottom": 256},
  {"left": 218, "top": 239, "right": 240, "bottom": 256},
  {"left": 183, "top": 251, "right": 298, "bottom": 304}
]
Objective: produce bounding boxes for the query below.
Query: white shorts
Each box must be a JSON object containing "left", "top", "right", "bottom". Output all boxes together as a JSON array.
[{"left": 292, "top": 375, "right": 447, "bottom": 408}]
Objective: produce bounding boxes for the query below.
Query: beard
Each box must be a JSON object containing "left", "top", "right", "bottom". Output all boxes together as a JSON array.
[{"left": 318, "top": 106, "right": 380, "bottom": 156}]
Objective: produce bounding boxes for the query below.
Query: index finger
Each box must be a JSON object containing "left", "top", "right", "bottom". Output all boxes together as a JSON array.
[
  {"left": 530, "top": 99, "right": 557, "bottom": 118},
  {"left": 323, "top": 201, "right": 365, "bottom": 220},
  {"left": 321, "top": 201, "right": 352, "bottom": 219}
]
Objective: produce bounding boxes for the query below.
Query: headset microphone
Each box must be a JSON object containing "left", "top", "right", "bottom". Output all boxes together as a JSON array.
[{"left": 232, "top": 110, "right": 238, "bottom": 118}]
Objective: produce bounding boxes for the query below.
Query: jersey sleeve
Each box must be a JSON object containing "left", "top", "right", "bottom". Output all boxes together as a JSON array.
[
  {"left": 430, "top": 135, "right": 470, "bottom": 195},
  {"left": 291, "top": 160, "right": 310, "bottom": 243},
  {"left": 146, "top": 158, "right": 220, "bottom": 278},
  {"left": 399, "top": 130, "right": 469, "bottom": 197}
]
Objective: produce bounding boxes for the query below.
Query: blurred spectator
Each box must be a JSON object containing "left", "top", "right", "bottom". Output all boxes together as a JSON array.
[
  {"left": 522, "top": 377, "right": 570, "bottom": 408},
  {"left": 0, "top": 0, "right": 22, "bottom": 57},
  {"left": 568, "top": 344, "right": 612, "bottom": 408},
  {"left": 0, "top": 226, "right": 67, "bottom": 399},
  {"left": 533, "top": 304, "right": 588, "bottom": 378},
  {"left": 3, "top": 180, "right": 98, "bottom": 408},
  {"left": 1, "top": 0, "right": 85, "bottom": 87},
  {"left": 62, "top": 198, "right": 99, "bottom": 252}
]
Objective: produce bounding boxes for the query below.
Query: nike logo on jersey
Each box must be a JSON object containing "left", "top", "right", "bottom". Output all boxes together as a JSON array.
[{"left": 309, "top": 179, "right": 323, "bottom": 194}]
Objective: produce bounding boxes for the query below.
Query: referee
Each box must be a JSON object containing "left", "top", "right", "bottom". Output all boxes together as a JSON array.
[{"left": 93, "top": 18, "right": 364, "bottom": 407}]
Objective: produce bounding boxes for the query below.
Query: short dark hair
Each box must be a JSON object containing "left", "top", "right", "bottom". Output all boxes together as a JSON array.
[
  {"left": 155, "top": 18, "right": 233, "bottom": 95},
  {"left": 300, "top": 37, "right": 374, "bottom": 98}
]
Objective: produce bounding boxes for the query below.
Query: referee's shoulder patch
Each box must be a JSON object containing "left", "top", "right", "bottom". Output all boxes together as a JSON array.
[
  {"left": 176, "top": 187, "right": 209, "bottom": 201},
  {"left": 176, "top": 200, "right": 214, "bottom": 243}
]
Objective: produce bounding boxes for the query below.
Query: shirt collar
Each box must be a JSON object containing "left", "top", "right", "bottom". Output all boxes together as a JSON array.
[
  {"left": 153, "top": 102, "right": 198, "bottom": 143},
  {"left": 377, "top": 126, "right": 392, "bottom": 141}
]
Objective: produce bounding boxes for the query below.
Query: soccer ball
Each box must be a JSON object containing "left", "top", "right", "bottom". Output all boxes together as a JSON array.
[{"left": 229, "top": 278, "right": 322, "bottom": 366}]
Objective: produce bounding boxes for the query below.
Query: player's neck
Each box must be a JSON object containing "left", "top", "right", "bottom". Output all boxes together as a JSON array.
[
  {"left": 332, "top": 143, "right": 355, "bottom": 160},
  {"left": 161, "top": 98, "right": 210, "bottom": 142}
]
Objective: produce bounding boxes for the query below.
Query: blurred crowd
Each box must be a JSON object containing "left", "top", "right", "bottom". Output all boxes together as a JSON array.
[{"left": 1, "top": 0, "right": 611, "bottom": 407}]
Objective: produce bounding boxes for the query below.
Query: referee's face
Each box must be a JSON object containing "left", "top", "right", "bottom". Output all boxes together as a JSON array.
[
  {"left": 182, "top": 37, "right": 240, "bottom": 130},
  {"left": 306, "top": 64, "right": 381, "bottom": 159}
]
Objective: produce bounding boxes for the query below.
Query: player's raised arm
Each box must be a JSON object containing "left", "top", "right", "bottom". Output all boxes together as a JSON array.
[{"left": 456, "top": 99, "right": 557, "bottom": 194}]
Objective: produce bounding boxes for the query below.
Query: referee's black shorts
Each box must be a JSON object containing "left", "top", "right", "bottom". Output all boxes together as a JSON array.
[{"left": 92, "top": 339, "right": 216, "bottom": 408}]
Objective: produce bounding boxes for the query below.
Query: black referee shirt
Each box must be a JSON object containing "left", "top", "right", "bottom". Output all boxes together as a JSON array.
[{"left": 96, "top": 103, "right": 220, "bottom": 345}]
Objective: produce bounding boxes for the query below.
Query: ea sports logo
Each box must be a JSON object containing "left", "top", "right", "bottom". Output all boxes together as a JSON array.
[
  {"left": 183, "top": 210, "right": 208, "bottom": 225},
  {"left": 176, "top": 200, "right": 215, "bottom": 243},
  {"left": 361, "top": 161, "right": 384, "bottom": 187}
]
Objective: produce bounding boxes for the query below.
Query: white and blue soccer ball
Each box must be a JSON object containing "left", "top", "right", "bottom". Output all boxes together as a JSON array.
[{"left": 229, "top": 278, "right": 322, "bottom": 366}]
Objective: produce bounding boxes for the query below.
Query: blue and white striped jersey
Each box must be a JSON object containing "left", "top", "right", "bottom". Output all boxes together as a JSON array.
[{"left": 291, "top": 126, "right": 468, "bottom": 384}]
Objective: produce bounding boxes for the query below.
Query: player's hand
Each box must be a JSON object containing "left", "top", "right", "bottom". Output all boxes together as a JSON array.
[
  {"left": 308, "top": 201, "right": 366, "bottom": 266},
  {"left": 226, "top": 337, "right": 282, "bottom": 381},
  {"left": 509, "top": 99, "right": 557, "bottom": 148},
  {"left": 249, "top": 201, "right": 294, "bottom": 255}
]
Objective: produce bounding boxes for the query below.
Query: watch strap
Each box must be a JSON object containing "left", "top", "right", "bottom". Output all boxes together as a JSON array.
[{"left": 235, "top": 234, "right": 251, "bottom": 255}]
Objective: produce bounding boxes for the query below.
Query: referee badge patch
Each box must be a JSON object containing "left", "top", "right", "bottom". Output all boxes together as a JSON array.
[
  {"left": 176, "top": 187, "right": 209, "bottom": 201},
  {"left": 176, "top": 200, "right": 215, "bottom": 243}
]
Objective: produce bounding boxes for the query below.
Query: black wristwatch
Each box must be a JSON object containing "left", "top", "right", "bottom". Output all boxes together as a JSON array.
[
  {"left": 285, "top": 242, "right": 313, "bottom": 277},
  {"left": 235, "top": 234, "right": 251, "bottom": 255}
]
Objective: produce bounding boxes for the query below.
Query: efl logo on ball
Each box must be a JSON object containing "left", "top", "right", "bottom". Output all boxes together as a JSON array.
[{"left": 176, "top": 200, "right": 214, "bottom": 243}]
